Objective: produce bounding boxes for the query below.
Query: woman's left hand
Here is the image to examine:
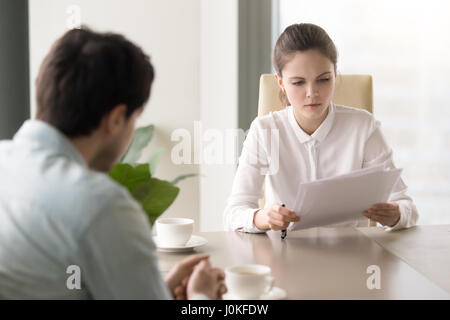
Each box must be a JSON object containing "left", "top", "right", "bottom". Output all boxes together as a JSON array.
[{"left": 363, "top": 202, "right": 401, "bottom": 227}]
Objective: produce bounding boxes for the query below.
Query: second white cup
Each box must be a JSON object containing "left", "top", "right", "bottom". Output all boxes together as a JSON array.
[
  {"left": 155, "top": 218, "right": 194, "bottom": 247},
  {"left": 225, "top": 264, "right": 274, "bottom": 299}
]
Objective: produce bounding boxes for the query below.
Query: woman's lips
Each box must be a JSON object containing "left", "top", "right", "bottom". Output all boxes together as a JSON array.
[{"left": 305, "top": 103, "right": 321, "bottom": 108}]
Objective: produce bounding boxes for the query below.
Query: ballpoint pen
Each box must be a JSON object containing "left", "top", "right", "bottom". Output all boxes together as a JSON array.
[{"left": 281, "top": 203, "right": 287, "bottom": 240}]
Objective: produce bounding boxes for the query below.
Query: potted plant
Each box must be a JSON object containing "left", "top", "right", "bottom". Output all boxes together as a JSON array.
[{"left": 108, "top": 125, "right": 195, "bottom": 224}]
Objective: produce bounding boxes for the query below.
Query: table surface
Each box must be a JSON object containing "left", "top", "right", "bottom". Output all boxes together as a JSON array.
[
  {"left": 157, "top": 225, "right": 450, "bottom": 300},
  {"left": 358, "top": 225, "right": 450, "bottom": 294}
]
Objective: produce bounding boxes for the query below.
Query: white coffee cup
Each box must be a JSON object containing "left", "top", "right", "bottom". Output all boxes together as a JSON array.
[
  {"left": 225, "top": 264, "right": 274, "bottom": 299},
  {"left": 155, "top": 218, "right": 194, "bottom": 247}
]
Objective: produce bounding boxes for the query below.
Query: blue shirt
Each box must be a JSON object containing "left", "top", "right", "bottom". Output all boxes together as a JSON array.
[{"left": 0, "top": 120, "right": 172, "bottom": 299}]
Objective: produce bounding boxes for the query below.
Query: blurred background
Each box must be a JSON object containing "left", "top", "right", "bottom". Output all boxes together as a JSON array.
[{"left": 0, "top": 0, "right": 448, "bottom": 230}]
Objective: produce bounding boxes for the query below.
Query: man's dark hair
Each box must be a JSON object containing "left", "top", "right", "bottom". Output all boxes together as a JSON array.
[{"left": 36, "top": 27, "right": 154, "bottom": 138}]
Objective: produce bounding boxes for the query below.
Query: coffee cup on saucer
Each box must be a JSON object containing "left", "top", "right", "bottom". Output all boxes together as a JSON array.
[
  {"left": 225, "top": 264, "right": 275, "bottom": 299},
  {"left": 155, "top": 218, "right": 194, "bottom": 247}
]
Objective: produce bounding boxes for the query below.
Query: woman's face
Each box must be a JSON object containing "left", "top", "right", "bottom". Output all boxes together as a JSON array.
[{"left": 276, "top": 49, "right": 336, "bottom": 129}]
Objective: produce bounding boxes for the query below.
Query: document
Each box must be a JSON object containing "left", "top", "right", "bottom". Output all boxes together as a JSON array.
[{"left": 288, "top": 164, "right": 403, "bottom": 231}]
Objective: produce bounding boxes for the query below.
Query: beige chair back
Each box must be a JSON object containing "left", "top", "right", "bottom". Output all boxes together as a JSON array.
[{"left": 257, "top": 74, "right": 376, "bottom": 227}]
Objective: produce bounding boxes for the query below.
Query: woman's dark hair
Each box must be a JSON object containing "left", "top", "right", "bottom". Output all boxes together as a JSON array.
[
  {"left": 36, "top": 27, "right": 154, "bottom": 138},
  {"left": 273, "top": 23, "right": 338, "bottom": 105}
]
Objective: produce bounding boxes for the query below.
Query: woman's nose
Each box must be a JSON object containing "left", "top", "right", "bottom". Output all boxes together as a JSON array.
[{"left": 306, "top": 85, "right": 319, "bottom": 98}]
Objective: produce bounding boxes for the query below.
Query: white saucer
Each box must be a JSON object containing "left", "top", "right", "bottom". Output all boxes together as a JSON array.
[
  {"left": 154, "top": 235, "right": 208, "bottom": 252},
  {"left": 223, "top": 287, "right": 287, "bottom": 300}
]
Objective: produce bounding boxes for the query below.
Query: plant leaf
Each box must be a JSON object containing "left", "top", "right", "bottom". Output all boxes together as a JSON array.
[
  {"left": 109, "top": 163, "right": 151, "bottom": 193},
  {"left": 132, "top": 178, "right": 180, "bottom": 225},
  {"left": 121, "top": 124, "right": 154, "bottom": 163},
  {"left": 170, "top": 173, "right": 198, "bottom": 185},
  {"left": 148, "top": 147, "right": 164, "bottom": 176}
]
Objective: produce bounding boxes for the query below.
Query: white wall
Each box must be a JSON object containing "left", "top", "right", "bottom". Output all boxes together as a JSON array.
[
  {"left": 29, "top": 0, "right": 202, "bottom": 229},
  {"left": 29, "top": 0, "right": 239, "bottom": 231},
  {"left": 199, "top": 0, "right": 238, "bottom": 231}
]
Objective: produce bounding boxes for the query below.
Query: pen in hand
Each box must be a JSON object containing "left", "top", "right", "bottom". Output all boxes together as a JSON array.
[{"left": 281, "top": 203, "right": 287, "bottom": 240}]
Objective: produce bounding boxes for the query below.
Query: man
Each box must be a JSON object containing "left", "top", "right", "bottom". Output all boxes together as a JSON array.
[{"left": 0, "top": 28, "right": 225, "bottom": 299}]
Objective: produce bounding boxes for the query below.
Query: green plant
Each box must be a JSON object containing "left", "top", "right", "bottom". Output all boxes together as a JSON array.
[{"left": 109, "top": 125, "right": 195, "bottom": 224}]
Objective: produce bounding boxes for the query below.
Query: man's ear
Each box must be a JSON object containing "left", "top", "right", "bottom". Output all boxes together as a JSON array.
[{"left": 103, "top": 104, "right": 128, "bottom": 135}]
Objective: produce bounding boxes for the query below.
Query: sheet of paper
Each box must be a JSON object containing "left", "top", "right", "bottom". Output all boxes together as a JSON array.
[{"left": 288, "top": 167, "right": 403, "bottom": 231}]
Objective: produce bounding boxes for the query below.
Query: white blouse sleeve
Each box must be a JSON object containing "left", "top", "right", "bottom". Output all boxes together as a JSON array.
[
  {"left": 362, "top": 119, "right": 419, "bottom": 231},
  {"left": 223, "top": 120, "right": 268, "bottom": 233}
]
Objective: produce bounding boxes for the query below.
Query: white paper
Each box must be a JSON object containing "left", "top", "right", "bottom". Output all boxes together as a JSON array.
[{"left": 288, "top": 166, "right": 403, "bottom": 231}]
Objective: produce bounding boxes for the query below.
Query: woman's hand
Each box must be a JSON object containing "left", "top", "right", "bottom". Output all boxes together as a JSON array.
[
  {"left": 363, "top": 202, "right": 401, "bottom": 227},
  {"left": 254, "top": 203, "right": 300, "bottom": 231}
]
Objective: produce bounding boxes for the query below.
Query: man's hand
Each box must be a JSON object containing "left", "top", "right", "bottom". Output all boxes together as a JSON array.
[
  {"left": 186, "top": 260, "right": 227, "bottom": 300},
  {"left": 363, "top": 202, "right": 401, "bottom": 227},
  {"left": 165, "top": 253, "right": 210, "bottom": 299}
]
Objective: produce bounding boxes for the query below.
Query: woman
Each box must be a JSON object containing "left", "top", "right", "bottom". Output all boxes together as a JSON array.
[{"left": 223, "top": 23, "right": 418, "bottom": 233}]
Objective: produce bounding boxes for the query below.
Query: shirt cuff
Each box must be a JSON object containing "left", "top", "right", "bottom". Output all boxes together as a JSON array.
[
  {"left": 238, "top": 208, "right": 267, "bottom": 233},
  {"left": 383, "top": 202, "right": 409, "bottom": 232}
]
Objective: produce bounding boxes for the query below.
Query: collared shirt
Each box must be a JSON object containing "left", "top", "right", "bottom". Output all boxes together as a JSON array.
[
  {"left": 0, "top": 120, "right": 172, "bottom": 299},
  {"left": 223, "top": 103, "right": 419, "bottom": 233}
]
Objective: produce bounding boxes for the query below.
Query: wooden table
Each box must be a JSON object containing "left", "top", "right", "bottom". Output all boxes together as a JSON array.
[{"left": 157, "top": 226, "right": 450, "bottom": 299}]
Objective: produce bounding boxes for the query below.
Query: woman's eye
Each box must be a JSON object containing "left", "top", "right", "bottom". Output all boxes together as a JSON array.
[
  {"left": 318, "top": 78, "right": 330, "bottom": 83},
  {"left": 292, "top": 81, "right": 304, "bottom": 86}
]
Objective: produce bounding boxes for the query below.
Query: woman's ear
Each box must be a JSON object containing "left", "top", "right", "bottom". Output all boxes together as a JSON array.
[
  {"left": 275, "top": 74, "right": 289, "bottom": 107},
  {"left": 274, "top": 74, "right": 286, "bottom": 94}
]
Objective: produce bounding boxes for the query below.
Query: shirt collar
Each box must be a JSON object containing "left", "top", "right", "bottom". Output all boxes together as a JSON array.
[
  {"left": 13, "top": 120, "right": 87, "bottom": 167},
  {"left": 287, "top": 102, "right": 336, "bottom": 144}
]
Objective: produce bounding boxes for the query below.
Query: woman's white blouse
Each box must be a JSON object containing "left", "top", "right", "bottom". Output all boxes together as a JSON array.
[{"left": 223, "top": 103, "right": 419, "bottom": 233}]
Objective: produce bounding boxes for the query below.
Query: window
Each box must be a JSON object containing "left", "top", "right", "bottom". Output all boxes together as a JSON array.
[{"left": 278, "top": 0, "right": 450, "bottom": 224}]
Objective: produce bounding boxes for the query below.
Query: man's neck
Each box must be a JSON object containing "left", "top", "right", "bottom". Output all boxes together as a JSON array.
[{"left": 69, "top": 135, "right": 101, "bottom": 170}]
